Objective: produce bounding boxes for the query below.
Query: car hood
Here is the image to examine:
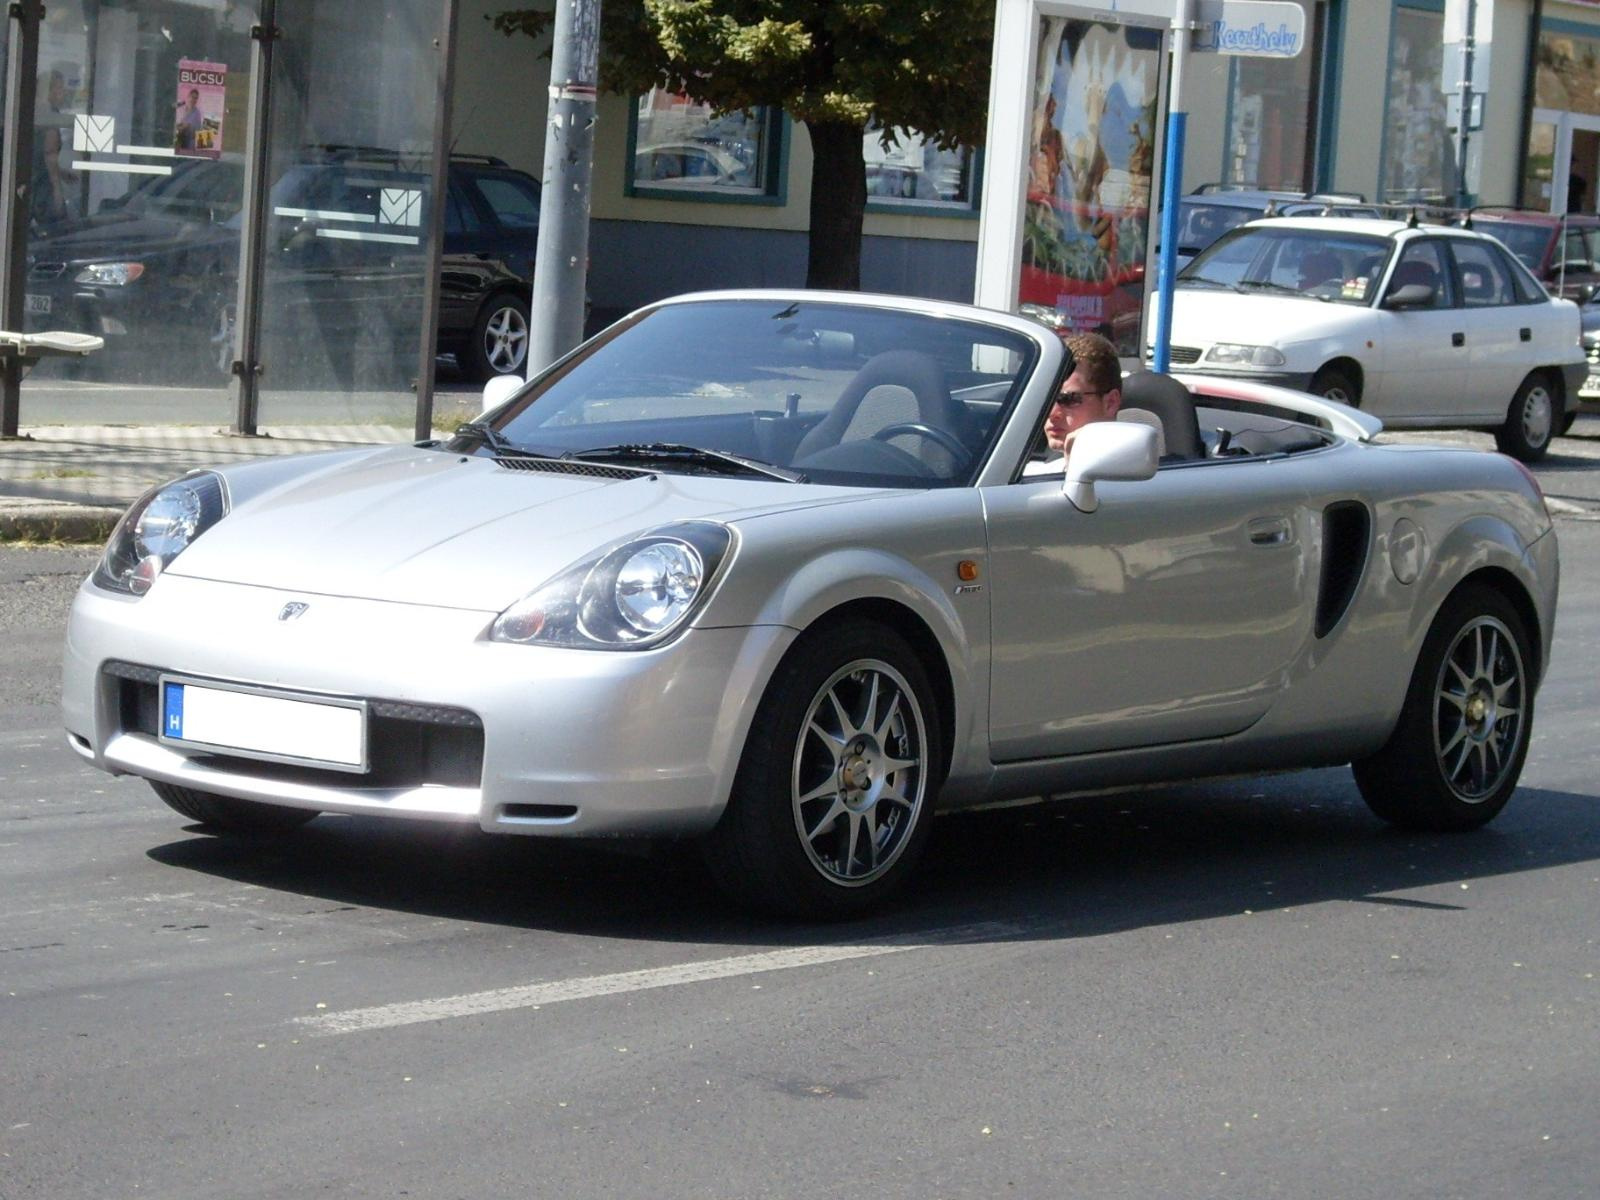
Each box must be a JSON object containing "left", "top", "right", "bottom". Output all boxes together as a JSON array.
[
  {"left": 167, "top": 446, "right": 877, "bottom": 611},
  {"left": 1170, "top": 288, "right": 1373, "bottom": 346},
  {"left": 31, "top": 212, "right": 229, "bottom": 264}
]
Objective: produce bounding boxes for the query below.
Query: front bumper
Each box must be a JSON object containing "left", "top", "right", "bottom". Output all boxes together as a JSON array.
[{"left": 64, "top": 573, "right": 795, "bottom": 838}]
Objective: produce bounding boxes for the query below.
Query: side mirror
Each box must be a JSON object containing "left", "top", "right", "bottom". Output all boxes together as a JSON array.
[
  {"left": 480, "top": 372, "right": 524, "bottom": 417},
  {"left": 1062, "top": 421, "right": 1160, "bottom": 513},
  {"left": 1382, "top": 283, "right": 1435, "bottom": 309}
]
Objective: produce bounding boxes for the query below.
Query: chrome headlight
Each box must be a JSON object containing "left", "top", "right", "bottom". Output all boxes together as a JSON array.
[
  {"left": 1205, "top": 343, "right": 1286, "bottom": 367},
  {"left": 491, "top": 522, "right": 733, "bottom": 650},
  {"left": 93, "top": 472, "right": 228, "bottom": 596},
  {"left": 74, "top": 262, "right": 145, "bottom": 286}
]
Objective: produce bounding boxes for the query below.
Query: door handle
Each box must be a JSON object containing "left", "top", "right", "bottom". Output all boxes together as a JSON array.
[
  {"left": 1520, "top": 327, "right": 1532, "bottom": 342},
  {"left": 1452, "top": 332, "right": 1465, "bottom": 347},
  {"left": 1248, "top": 516, "right": 1292, "bottom": 546}
]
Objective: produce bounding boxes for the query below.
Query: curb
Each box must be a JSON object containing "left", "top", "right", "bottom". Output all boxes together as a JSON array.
[{"left": 0, "top": 504, "right": 122, "bottom": 545}]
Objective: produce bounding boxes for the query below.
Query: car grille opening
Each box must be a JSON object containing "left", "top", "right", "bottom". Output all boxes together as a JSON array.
[
  {"left": 105, "top": 661, "right": 484, "bottom": 788},
  {"left": 494, "top": 455, "right": 647, "bottom": 481},
  {"left": 1169, "top": 346, "right": 1202, "bottom": 365},
  {"left": 500, "top": 803, "right": 579, "bottom": 822}
]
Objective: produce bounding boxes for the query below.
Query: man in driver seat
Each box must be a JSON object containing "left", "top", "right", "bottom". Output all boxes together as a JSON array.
[{"left": 1025, "top": 330, "right": 1123, "bottom": 475}]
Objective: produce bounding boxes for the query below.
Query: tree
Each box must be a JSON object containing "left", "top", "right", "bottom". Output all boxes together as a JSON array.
[{"left": 492, "top": 1, "right": 993, "bottom": 289}]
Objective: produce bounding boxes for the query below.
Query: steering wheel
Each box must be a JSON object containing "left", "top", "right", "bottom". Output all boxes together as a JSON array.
[{"left": 870, "top": 422, "right": 972, "bottom": 470}]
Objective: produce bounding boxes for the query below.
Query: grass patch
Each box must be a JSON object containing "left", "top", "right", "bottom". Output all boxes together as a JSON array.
[{"left": 27, "top": 467, "right": 97, "bottom": 479}]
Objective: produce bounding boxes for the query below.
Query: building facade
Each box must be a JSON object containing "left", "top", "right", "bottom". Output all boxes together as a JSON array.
[{"left": 4, "top": 0, "right": 1600, "bottom": 430}]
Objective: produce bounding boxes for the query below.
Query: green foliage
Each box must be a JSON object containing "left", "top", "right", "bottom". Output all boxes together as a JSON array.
[{"left": 490, "top": 0, "right": 993, "bottom": 147}]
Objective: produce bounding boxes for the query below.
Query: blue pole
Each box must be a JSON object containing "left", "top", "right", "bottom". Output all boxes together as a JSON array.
[{"left": 1152, "top": 110, "right": 1186, "bottom": 375}]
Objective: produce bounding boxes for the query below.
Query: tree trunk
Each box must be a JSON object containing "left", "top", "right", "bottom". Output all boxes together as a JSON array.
[{"left": 804, "top": 121, "right": 867, "bottom": 290}]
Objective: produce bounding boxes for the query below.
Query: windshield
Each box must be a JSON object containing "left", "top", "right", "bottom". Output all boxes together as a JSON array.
[
  {"left": 1180, "top": 227, "right": 1393, "bottom": 304},
  {"left": 454, "top": 300, "right": 1040, "bottom": 488},
  {"left": 1485, "top": 223, "right": 1553, "bottom": 273},
  {"left": 1175, "top": 201, "right": 1261, "bottom": 252}
]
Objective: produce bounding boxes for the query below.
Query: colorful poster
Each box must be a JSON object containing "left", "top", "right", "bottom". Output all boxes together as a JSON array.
[
  {"left": 1020, "top": 18, "right": 1160, "bottom": 355},
  {"left": 174, "top": 59, "right": 226, "bottom": 158}
]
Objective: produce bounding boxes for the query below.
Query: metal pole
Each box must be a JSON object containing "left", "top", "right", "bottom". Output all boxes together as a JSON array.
[
  {"left": 230, "top": 3, "right": 279, "bottom": 435},
  {"left": 1152, "top": 0, "right": 1193, "bottom": 375},
  {"left": 0, "top": 0, "right": 43, "bottom": 437},
  {"left": 1455, "top": 0, "right": 1475, "bottom": 210},
  {"left": 415, "top": 0, "right": 459, "bottom": 442},
  {"left": 527, "top": 0, "right": 601, "bottom": 375}
]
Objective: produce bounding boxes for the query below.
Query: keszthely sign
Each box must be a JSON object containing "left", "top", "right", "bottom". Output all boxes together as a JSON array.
[{"left": 1193, "top": 0, "right": 1306, "bottom": 56}]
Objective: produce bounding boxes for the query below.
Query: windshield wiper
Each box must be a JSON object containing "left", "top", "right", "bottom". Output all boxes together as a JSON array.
[
  {"left": 1178, "top": 277, "right": 1244, "bottom": 292},
  {"left": 566, "top": 442, "right": 805, "bottom": 482},
  {"left": 1235, "top": 279, "right": 1305, "bottom": 296},
  {"left": 455, "top": 421, "right": 538, "bottom": 458}
]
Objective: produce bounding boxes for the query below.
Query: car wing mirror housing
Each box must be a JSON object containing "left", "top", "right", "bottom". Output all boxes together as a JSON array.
[
  {"left": 480, "top": 372, "right": 524, "bottom": 417},
  {"left": 1383, "top": 283, "right": 1435, "bottom": 309},
  {"left": 1062, "top": 422, "right": 1160, "bottom": 513}
]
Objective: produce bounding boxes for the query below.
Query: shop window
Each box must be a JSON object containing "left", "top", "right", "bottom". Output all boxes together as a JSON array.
[
  {"left": 1380, "top": 5, "right": 1458, "bottom": 204},
  {"left": 628, "top": 89, "right": 783, "bottom": 200},
  {"left": 1535, "top": 30, "right": 1600, "bottom": 118},
  {"left": 864, "top": 124, "right": 978, "bottom": 212},
  {"left": 1221, "top": 0, "right": 1319, "bottom": 191}
]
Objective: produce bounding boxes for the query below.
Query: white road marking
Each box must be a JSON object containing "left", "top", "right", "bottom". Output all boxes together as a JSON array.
[{"left": 297, "top": 921, "right": 1018, "bottom": 1036}]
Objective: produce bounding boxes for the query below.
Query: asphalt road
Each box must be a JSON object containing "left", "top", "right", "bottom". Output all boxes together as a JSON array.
[{"left": 2, "top": 521, "right": 1597, "bottom": 1198}]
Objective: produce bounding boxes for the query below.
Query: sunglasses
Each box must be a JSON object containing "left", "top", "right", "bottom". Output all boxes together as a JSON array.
[{"left": 1053, "top": 390, "right": 1106, "bottom": 409}]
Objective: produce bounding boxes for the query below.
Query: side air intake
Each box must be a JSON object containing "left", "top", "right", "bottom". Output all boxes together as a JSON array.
[{"left": 1316, "top": 501, "right": 1372, "bottom": 639}]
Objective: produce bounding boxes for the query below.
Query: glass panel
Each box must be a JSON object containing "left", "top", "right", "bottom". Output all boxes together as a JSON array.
[
  {"left": 1388, "top": 240, "right": 1453, "bottom": 307},
  {"left": 632, "top": 89, "right": 769, "bottom": 193},
  {"left": 1222, "top": 1, "right": 1317, "bottom": 191},
  {"left": 864, "top": 124, "right": 975, "bottom": 207},
  {"left": 20, "top": 2, "right": 254, "bottom": 423},
  {"left": 1536, "top": 31, "right": 1600, "bottom": 118},
  {"left": 1020, "top": 16, "right": 1161, "bottom": 357},
  {"left": 1380, "top": 7, "right": 1457, "bottom": 204},
  {"left": 1521, "top": 120, "right": 1557, "bottom": 211},
  {"left": 1451, "top": 239, "right": 1515, "bottom": 307},
  {"left": 253, "top": 1, "right": 444, "bottom": 429}
]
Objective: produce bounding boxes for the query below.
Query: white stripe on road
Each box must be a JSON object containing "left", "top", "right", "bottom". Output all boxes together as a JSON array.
[{"left": 297, "top": 921, "right": 1018, "bottom": 1036}]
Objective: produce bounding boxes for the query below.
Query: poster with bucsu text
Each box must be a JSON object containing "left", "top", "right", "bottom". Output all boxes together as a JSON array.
[{"left": 174, "top": 59, "right": 227, "bottom": 158}]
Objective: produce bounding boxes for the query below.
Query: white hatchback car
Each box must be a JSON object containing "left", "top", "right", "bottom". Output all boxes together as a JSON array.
[{"left": 1162, "top": 216, "right": 1586, "bottom": 460}]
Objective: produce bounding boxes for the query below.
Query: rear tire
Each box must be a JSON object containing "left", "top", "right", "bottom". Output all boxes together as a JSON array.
[
  {"left": 150, "top": 781, "right": 318, "bottom": 833},
  {"left": 1352, "top": 584, "right": 1534, "bottom": 832},
  {"left": 465, "top": 294, "right": 530, "bottom": 382},
  {"left": 1494, "top": 373, "right": 1560, "bottom": 462},
  {"left": 702, "top": 620, "right": 943, "bottom": 919}
]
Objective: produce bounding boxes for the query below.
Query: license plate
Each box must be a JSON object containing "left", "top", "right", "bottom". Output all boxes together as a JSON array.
[
  {"left": 24, "top": 293, "right": 50, "bottom": 315},
  {"left": 1584, "top": 374, "right": 1600, "bottom": 398},
  {"left": 159, "top": 676, "right": 368, "bottom": 773}
]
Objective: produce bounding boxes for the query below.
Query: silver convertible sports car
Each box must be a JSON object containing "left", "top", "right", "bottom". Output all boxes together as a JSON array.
[{"left": 63, "top": 291, "right": 1560, "bottom": 918}]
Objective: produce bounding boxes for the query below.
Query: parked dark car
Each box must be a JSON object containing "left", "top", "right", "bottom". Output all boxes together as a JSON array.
[
  {"left": 1469, "top": 208, "right": 1600, "bottom": 303},
  {"left": 1171, "top": 186, "right": 1375, "bottom": 266},
  {"left": 24, "top": 149, "right": 543, "bottom": 384}
]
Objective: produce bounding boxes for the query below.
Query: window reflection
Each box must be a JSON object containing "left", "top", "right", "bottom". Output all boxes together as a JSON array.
[{"left": 632, "top": 89, "right": 772, "bottom": 194}]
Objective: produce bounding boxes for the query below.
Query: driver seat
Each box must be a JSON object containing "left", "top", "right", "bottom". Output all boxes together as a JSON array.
[{"left": 794, "top": 350, "right": 966, "bottom": 472}]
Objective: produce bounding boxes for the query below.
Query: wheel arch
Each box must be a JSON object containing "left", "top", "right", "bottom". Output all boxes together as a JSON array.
[
  {"left": 1448, "top": 565, "right": 1545, "bottom": 687},
  {"left": 792, "top": 597, "right": 958, "bottom": 782},
  {"left": 1314, "top": 357, "right": 1364, "bottom": 402}
]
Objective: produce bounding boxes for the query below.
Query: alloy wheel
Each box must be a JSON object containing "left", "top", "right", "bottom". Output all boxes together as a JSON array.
[
  {"left": 1432, "top": 615, "right": 1526, "bottom": 802},
  {"left": 482, "top": 304, "right": 529, "bottom": 374},
  {"left": 791, "top": 659, "right": 928, "bottom": 886}
]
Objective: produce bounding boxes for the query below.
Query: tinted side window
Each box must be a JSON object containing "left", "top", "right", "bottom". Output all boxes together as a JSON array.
[
  {"left": 445, "top": 184, "right": 481, "bottom": 235},
  {"left": 471, "top": 174, "right": 542, "bottom": 229},
  {"left": 1450, "top": 239, "right": 1516, "bottom": 308}
]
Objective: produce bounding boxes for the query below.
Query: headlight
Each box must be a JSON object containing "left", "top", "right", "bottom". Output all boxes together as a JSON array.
[
  {"left": 1205, "top": 343, "right": 1286, "bottom": 367},
  {"left": 74, "top": 262, "right": 145, "bottom": 286},
  {"left": 491, "top": 522, "right": 733, "bottom": 650},
  {"left": 93, "top": 472, "right": 228, "bottom": 596}
]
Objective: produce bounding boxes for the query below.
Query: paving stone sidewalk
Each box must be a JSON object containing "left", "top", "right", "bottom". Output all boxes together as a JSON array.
[{"left": 0, "top": 424, "right": 424, "bottom": 542}]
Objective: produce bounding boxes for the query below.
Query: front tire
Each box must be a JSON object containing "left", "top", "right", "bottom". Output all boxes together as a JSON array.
[
  {"left": 1352, "top": 585, "right": 1534, "bottom": 832},
  {"left": 703, "top": 620, "right": 943, "bottom": 919},
  {"left": 151, "top": 781, "right": 318, "bottom": 833},
  {"left": 1494, "top": 373, "right": 1561, "bottom": 462},
  {"left": 1310, "top": 365, "right": 1359, "bottom": 407}
]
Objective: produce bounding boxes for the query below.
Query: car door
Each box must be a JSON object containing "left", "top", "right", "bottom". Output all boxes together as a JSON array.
[
  {"left": 439, "top": 181, "right": 493, "bottom": 339},
  {"left": 466, "top": 169, "right": 542, "bottom": 281},
  {"left": 1446, "top": 236, "right": 1530, "bottom": 421},
  {"left": 984, "top": 460, "right": 1317, "bottom": 762},
  {"left": 1367, "top": 237, "right": 1467, "bottom": 418}
]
